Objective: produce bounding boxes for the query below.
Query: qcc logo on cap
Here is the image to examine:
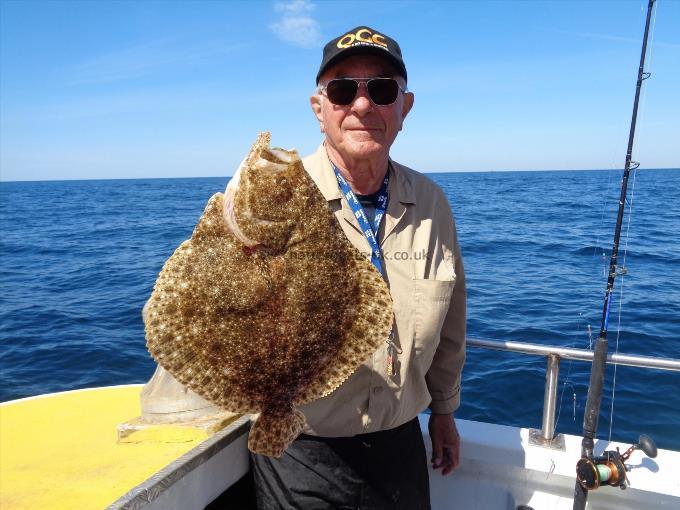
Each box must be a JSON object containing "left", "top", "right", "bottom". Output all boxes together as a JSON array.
[{"left": 337, "top": 28, "right": 388, "bottom": 49}]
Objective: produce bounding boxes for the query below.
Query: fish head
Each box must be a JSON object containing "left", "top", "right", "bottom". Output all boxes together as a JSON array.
[{"left": 224, "top": 133, "right": 306, "bottom": 253}]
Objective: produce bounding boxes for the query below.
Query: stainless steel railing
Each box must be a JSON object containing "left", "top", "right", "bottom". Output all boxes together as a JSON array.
[{"left": 467, "top": 337, "right": 680, "bottom": 448}]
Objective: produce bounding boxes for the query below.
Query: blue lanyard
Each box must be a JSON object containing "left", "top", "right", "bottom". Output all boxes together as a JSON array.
[{"left": 331, "top": 162, "right": 389, "bottom": 275}]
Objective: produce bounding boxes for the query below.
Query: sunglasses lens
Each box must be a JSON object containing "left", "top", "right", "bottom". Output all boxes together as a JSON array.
[
  {"left": 326, "top": 79, "right": 359, "bottom": 105},
  {"left": 325, "top": 78, "right": 401, "bottom": 106},
  {"left": 367, "top": 78, "right": 400, "bottom": 105}
]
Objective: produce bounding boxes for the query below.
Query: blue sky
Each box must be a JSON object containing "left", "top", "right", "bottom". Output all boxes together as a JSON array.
[{"left": 1, "top": 0, "right": 678, "bottom": 181}]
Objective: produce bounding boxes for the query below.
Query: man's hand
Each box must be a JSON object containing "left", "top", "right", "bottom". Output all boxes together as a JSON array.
[{"left": 428, "top": 413, "right": 460, "bottom": 475}]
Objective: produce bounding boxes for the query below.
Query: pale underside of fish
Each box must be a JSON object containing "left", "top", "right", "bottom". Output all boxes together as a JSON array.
[{"left": 145, "top": 132, "right": 393, "bottom": 457}]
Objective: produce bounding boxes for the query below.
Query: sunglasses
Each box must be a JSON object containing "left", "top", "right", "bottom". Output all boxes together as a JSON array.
[{"left": 319, "top": 77, "right": 407, "bottom": 106}]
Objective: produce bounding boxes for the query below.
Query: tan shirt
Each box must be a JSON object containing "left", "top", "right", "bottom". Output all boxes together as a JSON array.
[{"left": 299, "top": 145, "right": 466, "bottom": 437}]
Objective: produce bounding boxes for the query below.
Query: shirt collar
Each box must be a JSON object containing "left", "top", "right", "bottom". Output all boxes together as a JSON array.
[{"left": 309, "top": 143, "right": 416, "bottom": 205}]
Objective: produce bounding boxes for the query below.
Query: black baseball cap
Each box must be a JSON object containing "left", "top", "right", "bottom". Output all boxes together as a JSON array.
[{"left": 316, "top": 26, "right": 407, "bottom": 84}]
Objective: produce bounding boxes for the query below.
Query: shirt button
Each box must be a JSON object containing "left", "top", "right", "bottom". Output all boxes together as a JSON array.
[{"left": 372, "top": 386, "right": 384, "bottom": 395}]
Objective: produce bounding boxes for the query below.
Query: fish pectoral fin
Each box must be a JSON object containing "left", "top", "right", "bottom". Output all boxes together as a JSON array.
[{"left": 248, "top": 409, "right": 306, "bottom": 458}]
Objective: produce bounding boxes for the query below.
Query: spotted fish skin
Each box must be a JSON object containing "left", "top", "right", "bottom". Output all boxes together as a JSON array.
[{"left": 145, "top": 133, "right": 393, "bottom": 457}]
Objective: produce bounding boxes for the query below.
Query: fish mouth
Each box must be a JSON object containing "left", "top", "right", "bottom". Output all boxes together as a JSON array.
[
  {"left": 245, "top": 132, "right": 296, "bottom": 173},
  {"left": 260, "top": 147, "right": 295, "bottom": 167},
  {"left": 223, "top": 132, "right": 297, "bottom": 246}
]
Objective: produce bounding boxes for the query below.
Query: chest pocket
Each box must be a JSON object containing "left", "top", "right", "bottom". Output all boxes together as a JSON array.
[{"left": 413, "top": 278, "right": 455, "bottom": 364}]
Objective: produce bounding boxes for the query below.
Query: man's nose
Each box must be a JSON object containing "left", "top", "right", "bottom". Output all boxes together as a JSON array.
[{"left": 351, "top": 83, "right": 373, "bottom": 116}]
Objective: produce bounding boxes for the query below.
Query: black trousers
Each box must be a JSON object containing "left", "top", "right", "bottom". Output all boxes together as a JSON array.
[{"left": 251, "top": 417, "right": 431, "bottom": 510}]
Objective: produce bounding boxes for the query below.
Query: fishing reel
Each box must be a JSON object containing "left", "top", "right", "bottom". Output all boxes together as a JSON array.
[{"left": 576, "top": 435, "right": 657, "bottom": 490}]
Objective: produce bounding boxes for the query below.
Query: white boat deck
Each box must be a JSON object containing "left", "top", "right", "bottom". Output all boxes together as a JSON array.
[
  {"left": 107, "top": 414, "right": 680, "bottom": 509},
  {"left": 427, "top": 416, "right": 679, "bottom": 509}
]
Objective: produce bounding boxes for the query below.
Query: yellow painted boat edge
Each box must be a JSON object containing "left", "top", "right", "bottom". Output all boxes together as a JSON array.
[
  {"left": 106, "top": 414, "right": 252, "bottom": 509},
  {"left": 0, "top": 383, "right": 145, "bottom": 406}
]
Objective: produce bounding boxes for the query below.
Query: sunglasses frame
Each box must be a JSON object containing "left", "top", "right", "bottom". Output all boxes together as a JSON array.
[{"left": 318, "top": 77, "right": 408, "bottom": 107}]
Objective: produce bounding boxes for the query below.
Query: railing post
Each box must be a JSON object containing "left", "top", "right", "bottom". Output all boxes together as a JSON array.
[
  {"left": 529, "top": 352, "right": 565, "bottom": 449},
  {"left": 542, "top": 354, "right": 560, "bottom": 441}
]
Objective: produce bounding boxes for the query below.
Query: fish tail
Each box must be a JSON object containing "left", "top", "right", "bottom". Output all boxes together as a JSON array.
[{"left": 248, "top": 409, "right": 306, "bottom": 458}]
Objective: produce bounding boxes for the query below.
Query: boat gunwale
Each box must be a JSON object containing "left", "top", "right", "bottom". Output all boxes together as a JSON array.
[{"left": 105, "top": 414, "right": 252, "bottom": 510}]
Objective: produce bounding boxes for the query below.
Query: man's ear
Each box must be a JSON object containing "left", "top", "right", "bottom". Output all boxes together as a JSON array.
[
  {"left": 402, "top": 92, "right": 414, "bottom": 119},
  {"left": 310, "top": 94, "right": 325, "bottom": 133},
  {"left": 399, "top": 92, "right": 414, "bottom": 131}
]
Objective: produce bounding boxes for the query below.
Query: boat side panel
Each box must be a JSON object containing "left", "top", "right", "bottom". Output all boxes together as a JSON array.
[{"left": 419, "top": 416, "right": 680, "bottom": 510}]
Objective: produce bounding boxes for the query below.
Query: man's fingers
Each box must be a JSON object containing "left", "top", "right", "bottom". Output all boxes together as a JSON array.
[
  {"left": 441, "top": 451, "right": 453, "bottom": 475},
  {"left": 441, "top": 446, "right": 456, "bottom": 475},
  {"left": 431, "top": 437, "right": 443, "bottom": 467},
  {"left": 441, "top": 441, "right": 460, "bottom": 475}
]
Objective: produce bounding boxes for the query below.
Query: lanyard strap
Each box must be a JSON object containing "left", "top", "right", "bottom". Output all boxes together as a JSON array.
[
  {"left": 332, "top": 162, "right": 398, "bottom": 377},
  {"left": 331, "top": 162, "right": 389, "bottom": 274}
]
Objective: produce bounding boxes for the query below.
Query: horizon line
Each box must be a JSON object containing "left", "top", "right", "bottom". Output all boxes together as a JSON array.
[{"left": 1, "top": 167, "right": 678, "bottom": 184}]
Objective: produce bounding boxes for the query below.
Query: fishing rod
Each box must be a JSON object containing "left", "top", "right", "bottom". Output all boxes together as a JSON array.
[{"left": 572, "top": 1, "right": 657, "bottom": 508}]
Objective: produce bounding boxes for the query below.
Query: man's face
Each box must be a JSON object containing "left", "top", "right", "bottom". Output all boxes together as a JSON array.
[{"left": 311, "top": 54, "right": 414, "bottom": 164}]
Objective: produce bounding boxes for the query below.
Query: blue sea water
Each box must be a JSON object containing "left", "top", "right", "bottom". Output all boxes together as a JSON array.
[{"left": 1, "top": 169, "right": 679, "bottom": 450}]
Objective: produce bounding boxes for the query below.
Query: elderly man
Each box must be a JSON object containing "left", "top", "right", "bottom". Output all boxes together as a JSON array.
[{"left": 251, "top": 26, "right": 466, "bottom": 510}]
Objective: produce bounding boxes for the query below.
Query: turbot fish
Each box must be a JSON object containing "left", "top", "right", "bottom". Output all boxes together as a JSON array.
[{"left": 145, "top": 132, "right": 393, "bottom": 457}]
